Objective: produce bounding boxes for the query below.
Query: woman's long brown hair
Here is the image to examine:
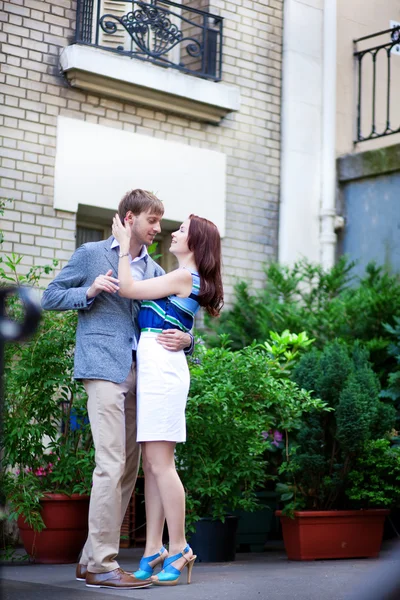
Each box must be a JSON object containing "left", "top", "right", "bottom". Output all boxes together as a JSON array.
[{"left": 187, "top": 214, "right": 224, "bottom": 317}]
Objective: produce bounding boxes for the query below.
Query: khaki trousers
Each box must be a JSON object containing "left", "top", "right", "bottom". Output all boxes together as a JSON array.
[{"left": 80, "top": 364, "right": 140, "bottom": 572}]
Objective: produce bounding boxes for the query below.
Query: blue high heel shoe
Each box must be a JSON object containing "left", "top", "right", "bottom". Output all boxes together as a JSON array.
[
  {"left": 151, "top": 544, "right": 196, "bottom": 586},
  {"left": 134, "top": 546, "right": 168, "bottom": 581}
]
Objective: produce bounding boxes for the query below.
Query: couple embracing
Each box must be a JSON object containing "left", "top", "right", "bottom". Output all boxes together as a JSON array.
[{"left": 42, "top": 189, "right": 223, "bottom": 589}]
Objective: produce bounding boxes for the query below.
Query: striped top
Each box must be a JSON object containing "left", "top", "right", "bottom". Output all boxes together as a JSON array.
[{"left": 138, "top": 271, "right": 201, "bottom": 333}]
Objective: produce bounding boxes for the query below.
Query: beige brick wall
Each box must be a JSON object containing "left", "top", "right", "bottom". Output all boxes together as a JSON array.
[{"left": 0, "top": 0, "right": 283, "bottom": 304}]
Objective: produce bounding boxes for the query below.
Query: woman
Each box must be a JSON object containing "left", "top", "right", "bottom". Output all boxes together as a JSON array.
[{"left": 112, "top": 213, "right": 223, "bottom": 586}]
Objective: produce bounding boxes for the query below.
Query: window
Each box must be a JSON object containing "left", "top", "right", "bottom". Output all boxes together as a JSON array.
[
  {"left": 154, "top": 227, "right": 178, "bottom": 273},
  {"left": 75, "top": 204, "right": 178, "bottom": 273},
  {"left": 76, "top": 224, "right": 109, "bottom": 248},
  {"left": 76, "top": 204, "right": 113, "bottom": 248}
]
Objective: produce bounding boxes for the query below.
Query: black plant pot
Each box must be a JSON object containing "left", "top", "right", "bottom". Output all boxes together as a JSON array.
[{"left": 189, "top": 515, "right": 238, "bottom": 562}]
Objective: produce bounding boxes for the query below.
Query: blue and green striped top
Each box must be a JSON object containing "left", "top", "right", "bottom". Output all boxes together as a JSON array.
[{"left": 138, "top": 271, "right": 201, "bottom": 333}]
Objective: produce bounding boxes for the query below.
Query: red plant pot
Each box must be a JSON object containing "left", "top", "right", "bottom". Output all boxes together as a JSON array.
[
  {"left": 18, "top": 493, "right": 90, "bottom": 564},
  {"left": 276, "top": 509, "right": 389, "bottom": 560}
]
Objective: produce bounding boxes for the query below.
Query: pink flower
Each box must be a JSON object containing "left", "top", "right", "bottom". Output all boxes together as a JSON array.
[
  {"left": 262, "top": 429, "right": 283, "bottom": 446},
  {"left": 272, "top": 430, "right": 283, "bottom": 446}
]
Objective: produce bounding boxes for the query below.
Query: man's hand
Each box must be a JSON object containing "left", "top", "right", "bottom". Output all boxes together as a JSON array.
[
  {"left": 86, "top": 269, "right": 120, "bottom": 299},
  {"left": 157, "top": 329, "right": 191, "bottom": 352}
]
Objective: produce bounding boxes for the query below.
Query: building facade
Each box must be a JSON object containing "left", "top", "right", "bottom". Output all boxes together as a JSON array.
[
  {"left": 279, "top": 0, "right": 400, "bottom": 275},
  {"left": 1, "top": 0, "right": 284, "bottom": 305}
]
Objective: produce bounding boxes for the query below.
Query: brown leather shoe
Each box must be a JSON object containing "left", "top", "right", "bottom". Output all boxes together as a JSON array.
[
  {"left": 76, "top": 563, "right": 132, "bottom": 582},
  {"left": 86, "top": 568, "right": 152, "bottom": 589},
  {"left": 76, "top": 563, "right": 87, "bottom": 581}
]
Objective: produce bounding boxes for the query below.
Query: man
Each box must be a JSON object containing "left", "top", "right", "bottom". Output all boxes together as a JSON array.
[{"left": 42, "top": 190, "right": 192, "bottom": 590}]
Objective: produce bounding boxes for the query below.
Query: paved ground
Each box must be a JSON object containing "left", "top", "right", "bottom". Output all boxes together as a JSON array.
[{"left": 1, "top": 540, "right": 400, "bottom": 600}]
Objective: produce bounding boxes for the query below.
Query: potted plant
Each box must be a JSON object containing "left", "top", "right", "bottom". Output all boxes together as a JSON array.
[
  {"left": 206, "top": 257, "right": 400, "bottom": 389},
  {"left": 1, "top": 250, "right": 94, "bottom": 564},
  {"left": 175, "top": 332, "right": 329, "bottom": 562},
  {"left": 275, "top": 340, "right": 397, "bottom": 560}
]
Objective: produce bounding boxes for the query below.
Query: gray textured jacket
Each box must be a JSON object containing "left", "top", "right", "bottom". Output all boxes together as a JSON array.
[{"left": 41, "top": 237, "right": 164, "bottom": 383}]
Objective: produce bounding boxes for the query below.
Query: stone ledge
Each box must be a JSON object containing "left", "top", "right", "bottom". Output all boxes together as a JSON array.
[
  {"left": 337, "top": 142, "right": 400, "bottom": 182},
  {"left": 60, "top": 45, "right": 240, "bottom": 124}
]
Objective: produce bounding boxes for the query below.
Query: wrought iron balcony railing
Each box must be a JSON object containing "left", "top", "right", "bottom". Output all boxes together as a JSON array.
[
  {"left": 354, "top": 26, "right": 400, "bottom": 143},
  {"left": 75, "top": 0, "right": 223, "bottom": 81}
]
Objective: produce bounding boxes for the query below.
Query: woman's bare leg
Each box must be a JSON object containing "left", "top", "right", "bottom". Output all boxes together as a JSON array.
[
  {"left": 141, "top": 443, "right": 165, "bottom": 557},
  {"left": 142, "top": 441, "right": 193, "bottom": 568}
]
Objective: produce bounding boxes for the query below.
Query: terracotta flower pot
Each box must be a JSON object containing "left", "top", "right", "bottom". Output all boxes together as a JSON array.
[
  {"left": 18, "top": 493, "right": 90, "bottom": 564},
  {"left": 276, "top": 509, "right": 390, "bottom": 560}
]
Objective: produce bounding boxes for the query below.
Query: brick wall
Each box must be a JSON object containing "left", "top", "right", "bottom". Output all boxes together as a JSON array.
[{"left": 0, "top": 0, "right": 283, "bottom": 304}]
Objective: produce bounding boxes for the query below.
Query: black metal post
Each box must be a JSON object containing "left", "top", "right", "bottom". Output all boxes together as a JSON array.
[
  {"left": 386, "top": 48, "right": 391, "bottom": 133},
  {"left": 356, "top": 54, "right": 362, "bottom": 142},
  {"left": 76, "top": 0, "right": 82, "bottom": 43},
  {"left": 205, "top": 25, "right": 218, "bottom": 78},
  {"left": 371, "top": 50, "right": 377, "bottom": 136},
  {"left": 95, "top": 0, "right": 101, "bottom": 47}
]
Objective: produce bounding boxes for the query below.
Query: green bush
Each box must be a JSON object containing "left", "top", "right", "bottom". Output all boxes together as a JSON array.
[
  {"left": 380, "top": 317, "right": 400, "bottom": 436},
  {"left": 176, "top": 332, "right": 330, "bottom": 529},
  {"left": 1, "top": 249, "right": 94, "bottom": 532},
  {"left": 346, "top": 439, "right": 400, "bottom": 508},
  {"left": 207, "top": 258, "right": 400, "bottom": 385},
  {"left": 275, "top": 340, "right": 397, "bottom": 513}
]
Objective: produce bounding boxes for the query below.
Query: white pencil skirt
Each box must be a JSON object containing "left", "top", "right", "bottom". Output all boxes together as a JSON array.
[{"left": 136, "top": 331, "right": 190, "bottom": 443}]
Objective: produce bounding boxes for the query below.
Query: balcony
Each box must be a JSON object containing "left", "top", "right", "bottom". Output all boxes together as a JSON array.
[
  {"left": 354, "top": 25, "right": 400, "bottom": 143},
  {"left": 60, "top": 0, "right": 240, "bottom": 123},
  {"left": 76, "top": 0, "right": 223, "bottom": 81}
]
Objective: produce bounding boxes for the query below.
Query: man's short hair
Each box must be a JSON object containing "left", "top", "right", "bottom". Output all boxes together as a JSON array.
[{"left": 118, "top": 189, "right": 164, "bottom": 220}]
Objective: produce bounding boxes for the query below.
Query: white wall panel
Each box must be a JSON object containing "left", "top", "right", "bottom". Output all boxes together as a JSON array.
[{"left": 54, "top": 116, "right": 226, "bottom": 236}]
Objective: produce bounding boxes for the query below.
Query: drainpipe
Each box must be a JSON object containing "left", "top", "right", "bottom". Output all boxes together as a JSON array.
[{"left": 320, "top": 0, "right": 337, "bottom": 269}]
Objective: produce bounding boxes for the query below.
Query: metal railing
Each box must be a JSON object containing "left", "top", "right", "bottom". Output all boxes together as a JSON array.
[
  {"left": 75, "top": 0, "right": 223, "bottom": 81},
  {"left": 354, "top": 26, "right": 400, "bottom": 143}
]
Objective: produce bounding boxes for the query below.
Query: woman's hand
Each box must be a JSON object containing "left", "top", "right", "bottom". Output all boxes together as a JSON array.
[{"left": 112, "top": 214, "right": 131, "bottom": 252}]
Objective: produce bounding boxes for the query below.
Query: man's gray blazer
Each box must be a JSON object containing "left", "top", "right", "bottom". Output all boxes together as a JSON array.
[{"left": 42, "top": 236, "right": 164, "bottom": 383}]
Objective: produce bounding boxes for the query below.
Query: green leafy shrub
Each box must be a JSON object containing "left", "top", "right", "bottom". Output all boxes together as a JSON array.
[
  {"left": 276, "top": 340, "right": 397, "bottom": 513},
  {"left": 207, "top": 258, "right": 400, "bottom": 385},
  {"left": 177, "top": 332, "right": 329, "bottom": 529},
  {"left": 1, "top": 251, "right": 94, "bottom": 532},
  {"left": 346, "top": 439, "right": 400, "bottom": 508},
  {"left": 380, "top": 317, "right": 400, "bottom": 436}
]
